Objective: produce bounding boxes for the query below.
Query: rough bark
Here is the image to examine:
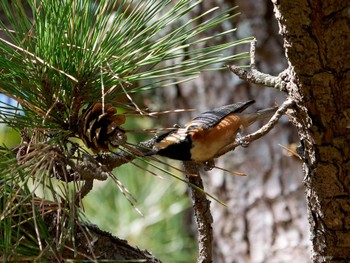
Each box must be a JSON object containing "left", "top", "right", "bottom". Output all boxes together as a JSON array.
[
  {"left": 272, "top": 0, "right": 350, "bottom": 262},
  {"left": 63, "top": 227, "right": 153, "bottom": 262},
  {"left": 45, "top": 215, "right": 162, "bottom": 262}
]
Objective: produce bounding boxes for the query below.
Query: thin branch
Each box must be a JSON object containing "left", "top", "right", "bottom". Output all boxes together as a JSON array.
[
  {"left": 250, "top": 38, "right": 257, "bottom": 69},
  {"left": 227, "top": 39, "right": 288, "bottom": 92},
  {"left": 227, "top": 65, "right": 287, "bottom": 92},
  {"left": 183, "top": 161, "right": 213, "bottom": 263},
  {"left": 214, "top": 98, "right": 295, "bottom": 158}
]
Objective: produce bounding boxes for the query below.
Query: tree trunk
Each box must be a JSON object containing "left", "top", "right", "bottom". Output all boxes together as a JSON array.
[{"left": 272, "top": 0, "right": 350, "bottom": 262}]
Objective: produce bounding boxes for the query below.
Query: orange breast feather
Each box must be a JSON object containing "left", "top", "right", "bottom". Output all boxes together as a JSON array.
[{"left": 189, "top": 114, "right": 242, "bottom": 162}]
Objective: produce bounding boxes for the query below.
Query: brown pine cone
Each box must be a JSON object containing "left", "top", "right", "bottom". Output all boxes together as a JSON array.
[{"left": 78, "top": 103, "right": 126, "bottom": 153}]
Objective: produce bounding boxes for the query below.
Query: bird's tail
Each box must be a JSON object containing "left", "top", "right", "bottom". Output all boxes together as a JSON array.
[{"left": 239, "top": 106, "right": 278, "bottom": 128}]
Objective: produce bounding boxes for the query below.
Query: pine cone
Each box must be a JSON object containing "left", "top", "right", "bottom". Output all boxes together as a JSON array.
[{"left": 78, "top": 103, "right": 126, "bottom": 153}]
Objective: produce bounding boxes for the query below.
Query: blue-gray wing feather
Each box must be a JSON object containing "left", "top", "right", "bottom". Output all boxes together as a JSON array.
[{"left": 187, "top": 100, "right": 255, "bottom": 131}]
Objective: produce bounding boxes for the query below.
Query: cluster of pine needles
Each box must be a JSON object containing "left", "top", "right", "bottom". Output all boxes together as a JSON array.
[{"left": 0, "top": 0, "right": 252, "bottom": 261}]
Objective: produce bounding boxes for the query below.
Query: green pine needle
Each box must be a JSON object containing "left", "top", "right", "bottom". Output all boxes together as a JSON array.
[
  {"left": 0, "top": 0, "right": 252, "bottom": 261},
  {"left": 0, "top": 0, "right": 251, "bottom": 131}
]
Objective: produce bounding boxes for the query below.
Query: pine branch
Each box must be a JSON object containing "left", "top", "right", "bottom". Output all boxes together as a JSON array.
[{"left": 0, "top": 1, "right": 254, "bottom": 261}]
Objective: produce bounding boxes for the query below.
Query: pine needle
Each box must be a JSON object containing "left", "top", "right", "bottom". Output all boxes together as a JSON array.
[{"left": 212, "top": 166, "right": 247, "bottom": 176}]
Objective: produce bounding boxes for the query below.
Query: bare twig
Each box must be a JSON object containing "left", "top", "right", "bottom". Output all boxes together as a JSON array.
[
  {"left": 183, "top": 161, "right": 213, "bottom": 263},
  {"left": 227, "top": 39, "right": 288, "bottom": 92},
  {"left": 250, "top": 38, "right": 257, "bottom": 69},
  {"left": 227, "top": 65, "right": 287, "bottom": 92},
  {"left": 214, "top": 98, "right": 295, "bottom": 158}
]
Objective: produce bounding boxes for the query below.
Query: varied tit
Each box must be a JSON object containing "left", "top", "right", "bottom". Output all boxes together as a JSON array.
[{"left": 148, "top": 100, "right": 277, "bottom": 162}]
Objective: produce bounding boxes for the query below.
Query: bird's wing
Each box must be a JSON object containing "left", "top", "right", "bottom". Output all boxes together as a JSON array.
[{"left": 186, "top": 100, "right": 255, "bottom": 131}]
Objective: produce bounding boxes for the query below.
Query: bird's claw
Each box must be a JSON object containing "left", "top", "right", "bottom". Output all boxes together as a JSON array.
[
  {"left": 203, "top": 160, "right": 215, "bottom": 171},
  {"left": 236, "top": 133, "right": 250, "bottom": 148}
]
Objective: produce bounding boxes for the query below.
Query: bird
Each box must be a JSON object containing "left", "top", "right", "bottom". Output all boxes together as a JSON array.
[{"left": 147, "top": 100, "right": 277, "bottom": 162}]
